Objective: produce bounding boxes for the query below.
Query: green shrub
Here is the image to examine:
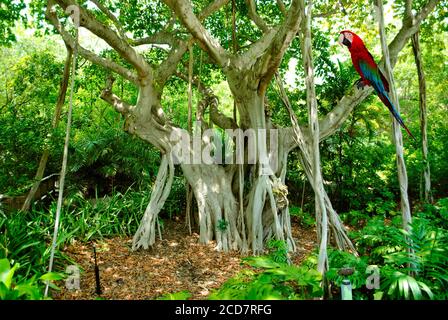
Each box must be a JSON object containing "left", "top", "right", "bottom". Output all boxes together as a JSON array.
[
  {"left": 365, "top": 192, "right": 398, "bottom": 217},
  {"left": 326, "top": 249, "right": 370, "bottom": 299},
  {"left": 209, "top": 255, "right": 322, "bottom": 300},
  {"left": 0, "top": 211, "right": 70, "bottom": 278},
  {"left": 350, "top": 216, "right": 403, "bottom": 264},
  {"left": 349, "top": 215, "right": 448, "bottom": 300},
  {"left": 61, "top": 188, "right": 149, "bottom": 241},
  {"left": 0, "top": 258, "right": 64, "bottom": 300},
  {"left": 339, "top": 210, "right": 369, "bottom": 228},
  {"left": 415, "top": 197, "right": 448, "bottom": 229},
  {"left": 266, "top": 239, "right": 289, "bottom": 264},
  {"left": 380, "top": 219, "right": 448, "bottom": 299},
  {"left": 379, "top": 267, "right": 433, "bottom": 300}
]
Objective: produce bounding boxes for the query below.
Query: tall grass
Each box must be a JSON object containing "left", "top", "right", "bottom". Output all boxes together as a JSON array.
[
  {"left": 0, "top": 188, "right": 152, "bottom": 280},
  {"left": 60, "top": 188, "right": 150, "bottom": 241}
]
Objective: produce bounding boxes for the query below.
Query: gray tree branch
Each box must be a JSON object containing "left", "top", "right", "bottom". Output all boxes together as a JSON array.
[
  {"left": 246, "top": 0, "right": 269, "bottom": 32},
  {"left": 100, "top": 77, "right": 134, "bottom": 115},
  {"left": 131, "top": 31, "right": 178, "bottom": 47},
  {"left": 276, "top": 0, "right": 287, "bottom": 16},
  {"left": 156, "top": 0, "right": 233, "bottom": 86},
  {"left": 46, "top": 5, "right": 139, "bottom": 83},
  {"left": 255, "top": 0, "right": 303, "bottom": 93},
  {"left": 90, "top": 0, "right": 127, "bottom": 40},
  {"left": 162, "top": 0, "right": 230, "bottom": 67},
  {"left": 53, "top": 0, "right": 152, "bottom": 79}
]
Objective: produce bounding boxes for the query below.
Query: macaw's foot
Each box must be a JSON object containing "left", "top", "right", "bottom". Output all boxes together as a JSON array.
[{"left": 355, "top": 78, "right": 367, "bottom": 90}]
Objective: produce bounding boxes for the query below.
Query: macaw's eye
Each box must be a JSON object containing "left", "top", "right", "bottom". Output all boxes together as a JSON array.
[{"left": 344, "top": 33, "right": 353, "bottom": 42}]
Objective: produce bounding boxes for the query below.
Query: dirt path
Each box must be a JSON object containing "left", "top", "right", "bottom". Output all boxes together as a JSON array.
[{"left": 53, "top": 217, "right": 316, "bottom": 300}]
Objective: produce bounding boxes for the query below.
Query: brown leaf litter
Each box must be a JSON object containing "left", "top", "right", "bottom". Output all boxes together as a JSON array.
[{"left": 52, "top": 217, "right": 316, "bottom": 300}]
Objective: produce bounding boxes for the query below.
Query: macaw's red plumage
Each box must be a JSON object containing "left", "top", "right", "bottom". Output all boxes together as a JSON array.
[{"left": 338, "top": 30, "right": 415, "bottom": 139}]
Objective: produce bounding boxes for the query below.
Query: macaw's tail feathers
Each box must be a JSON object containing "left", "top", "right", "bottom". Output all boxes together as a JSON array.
[{"left": 378, "top": 92, "right": 416, "bottom": 140}]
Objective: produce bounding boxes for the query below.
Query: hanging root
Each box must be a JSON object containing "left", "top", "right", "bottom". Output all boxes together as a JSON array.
[
  {"left": 132, "top": 154, "right": 174, "bottom": 250},
  {"left": 325, "top": 195, "right": 357, "bottom": 253},
  {"left": 246, "top": 175, "right": 267, "bottom": 254},
  {"left": 245, "top": 171, "right": 295, "bottom": 255},
  {"left": 237, "top": 164, "right": 248, "bottom": 253}
]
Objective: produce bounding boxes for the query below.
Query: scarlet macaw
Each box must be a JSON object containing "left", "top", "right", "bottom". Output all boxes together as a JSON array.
[{"left": 338, "top": 30, "right": 415, "bottom": 139}]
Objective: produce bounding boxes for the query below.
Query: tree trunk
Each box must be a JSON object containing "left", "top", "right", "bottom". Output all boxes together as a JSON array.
[
  {"left": 185, "top": 44, "right": 194, "bottom": 234},
  {"left": 300, "top": 0, "right": 328, "bottom": 274},
  {"left": 411, "top": 32, "right": 432, "bottom": 203},
  {"left": 375, "top": 0, "right": 412, "bottom": 229},
  {"left": 128, "top": 79, "right": 295, "bottom": 254},
  {"left": 133, "top": 154, "right": 175, "bottom": 249}
]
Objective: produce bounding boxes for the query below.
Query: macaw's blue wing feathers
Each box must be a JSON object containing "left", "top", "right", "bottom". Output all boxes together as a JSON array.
[
  {"left": 359, "top": 60, "right": 386, "bottom": 93},
  {"left": 359, "top": 60, "right": 415, "bottom": 140}
]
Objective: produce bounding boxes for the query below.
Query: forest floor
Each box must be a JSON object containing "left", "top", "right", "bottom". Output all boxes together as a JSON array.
[{"left": 53, "top": 217, "right": 317, "bottom": 300}]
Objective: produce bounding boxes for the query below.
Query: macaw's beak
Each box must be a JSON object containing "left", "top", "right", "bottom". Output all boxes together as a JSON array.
[
  {"left": 338, "top": 33, "right": 351, "bottom": 48},
  {"left": 338, "top": 34, "right": 345, "bottom": 47}
]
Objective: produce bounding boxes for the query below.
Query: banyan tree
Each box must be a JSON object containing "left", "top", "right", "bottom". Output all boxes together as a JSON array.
[{"left": 43, "top": 0, "right": 440, "bottom": 260}]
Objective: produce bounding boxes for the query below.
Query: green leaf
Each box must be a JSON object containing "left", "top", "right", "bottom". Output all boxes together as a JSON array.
[
  {"left": 0, "top": 259, "right": 18, "bottom": 289},
  {"left": 39, "top": 272, "right": 65, "bottom": 282},
  {"left": 407, "top": 277, "right": 421, "bottom": 300},
  {"left": 418, "top": 281, "right": 434, "bottom": 300},
  {"left": 0, "top": 282, "right": 10, "bottom": 300},
  {"left": 373, "top": 291, "right": 383, "bottom": 300},
  {"left": 399, "top": 276, "right": 410, "bottom": 300}
]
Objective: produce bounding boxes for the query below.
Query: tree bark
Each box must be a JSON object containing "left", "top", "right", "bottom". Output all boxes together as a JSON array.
[{"left": 411, "top": 32, "right": 432, "bottom": 203}]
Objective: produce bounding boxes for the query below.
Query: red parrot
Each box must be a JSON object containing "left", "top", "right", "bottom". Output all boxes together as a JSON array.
[{"left": 338, "top": 30, "right": 415, "bottom": 139}]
